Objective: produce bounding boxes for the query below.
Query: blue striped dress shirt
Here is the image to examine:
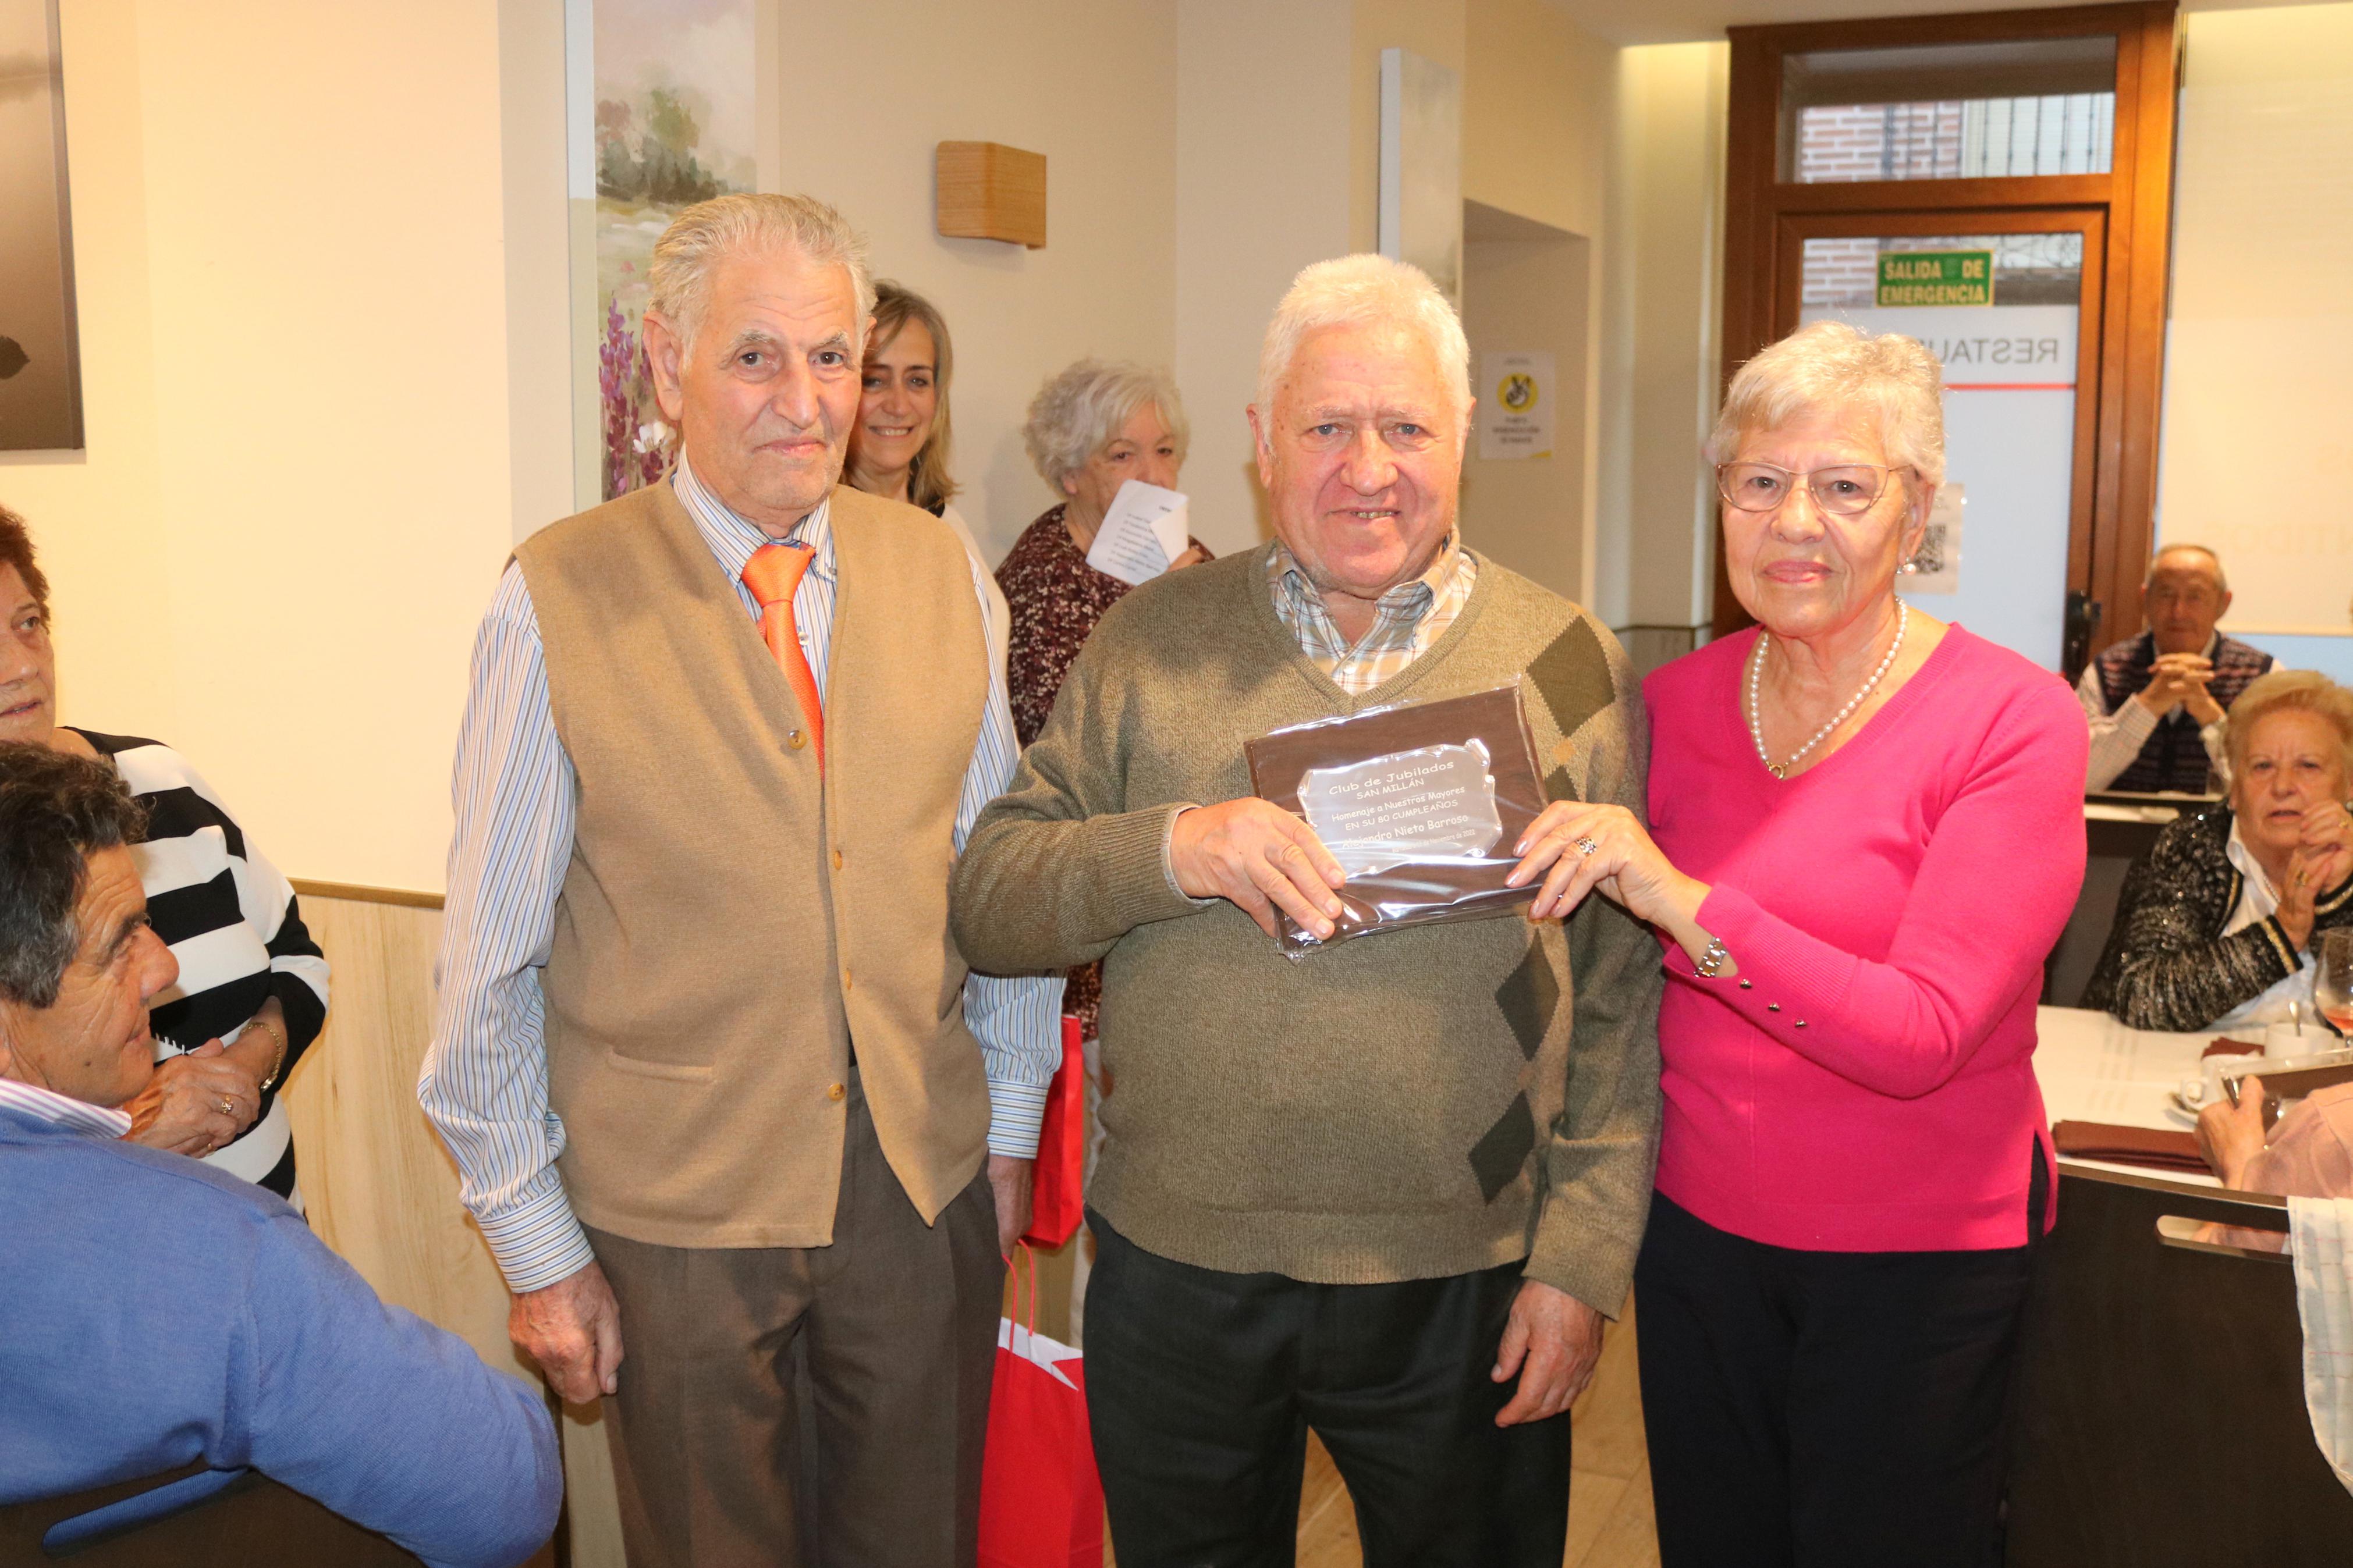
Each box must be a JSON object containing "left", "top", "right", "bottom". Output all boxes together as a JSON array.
[
  {"left": 0, "top": 1077, "right": 133, "bottom": 1140},
  {"left": 420, "top": 459, "right": 1062, "bottom": 1293}
]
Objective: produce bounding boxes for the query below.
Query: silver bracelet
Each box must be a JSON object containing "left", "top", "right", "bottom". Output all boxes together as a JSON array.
[{"left": 1694, "top": 936, "right": 1730, "bottom": 979}]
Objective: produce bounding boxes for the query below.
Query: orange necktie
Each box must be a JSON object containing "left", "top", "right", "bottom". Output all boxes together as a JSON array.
[{"left": 741, "top": 542, "right": 824, "bottom": 765}]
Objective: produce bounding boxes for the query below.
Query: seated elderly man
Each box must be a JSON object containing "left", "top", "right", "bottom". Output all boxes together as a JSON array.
[
  {"left": 951, "top": 254, "right": 1660, "bottom": 1565},
  {"left": 0, "top": 745, "right": 559, "bottom": 1568},
  {"left": 2079, "top": 543, "right": 2273, "bottom": 792}
]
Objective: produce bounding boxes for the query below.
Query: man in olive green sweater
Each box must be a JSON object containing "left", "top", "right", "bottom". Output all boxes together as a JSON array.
[{"left": 950, "top": 255, "right": 1661, "bottom": 1566}]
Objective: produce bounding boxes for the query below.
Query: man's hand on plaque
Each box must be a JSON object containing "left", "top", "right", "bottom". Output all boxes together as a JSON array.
[{"left": 1170, "top": 799, "right": 1347, "bottom": 941}]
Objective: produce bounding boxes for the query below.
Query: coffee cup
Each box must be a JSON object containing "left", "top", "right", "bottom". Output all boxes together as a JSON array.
[{"left": 2182, "top": 1050, "right": 2264, "bottom": 1110}]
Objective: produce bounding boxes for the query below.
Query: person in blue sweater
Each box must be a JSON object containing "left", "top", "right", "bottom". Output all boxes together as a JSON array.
[{"left": 0, "top": 743, "right": 560, "bottom": 1568}]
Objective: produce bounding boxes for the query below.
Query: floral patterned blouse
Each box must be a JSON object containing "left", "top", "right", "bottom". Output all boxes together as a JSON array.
[{"left": 995, "top": 504, "right": 1212, "bottom": 1037}]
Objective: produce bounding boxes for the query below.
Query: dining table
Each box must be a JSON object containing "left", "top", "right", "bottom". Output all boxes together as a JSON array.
[
  {"left": 2033, "top": 1003, "right": 2227, "bottom": 1186},
  {"left": 2007, "top": 1009, "right": 2353, "bottom": 1564}
]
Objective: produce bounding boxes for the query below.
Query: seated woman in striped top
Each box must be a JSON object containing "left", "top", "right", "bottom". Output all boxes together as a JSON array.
[{"left": 0, "top": 506, "right": 328, "bottom": 1203}]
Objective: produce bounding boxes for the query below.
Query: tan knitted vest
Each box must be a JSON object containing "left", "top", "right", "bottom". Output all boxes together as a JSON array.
[{"left": 514, "top": 479, "right": 989, "bottom": 1249}]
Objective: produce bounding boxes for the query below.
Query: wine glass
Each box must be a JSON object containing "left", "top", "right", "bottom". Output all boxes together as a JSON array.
[{"left": 2316, "top": 929, "right": 2353, "bottom": 1039}]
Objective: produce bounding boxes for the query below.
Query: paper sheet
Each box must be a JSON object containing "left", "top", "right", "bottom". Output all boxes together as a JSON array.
[{"left": 1083, "top": 481, "right": 1190, "bottom": 586}]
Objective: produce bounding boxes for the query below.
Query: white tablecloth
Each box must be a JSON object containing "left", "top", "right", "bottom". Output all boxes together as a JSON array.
[{"left": 2033, "top": 1005, "right": 2224, "bottom": 1186}]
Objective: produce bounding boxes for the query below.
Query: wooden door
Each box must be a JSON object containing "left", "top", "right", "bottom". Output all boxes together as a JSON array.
[{"left": 1716, "top": 2, "right": 2180, "bottom": 678}]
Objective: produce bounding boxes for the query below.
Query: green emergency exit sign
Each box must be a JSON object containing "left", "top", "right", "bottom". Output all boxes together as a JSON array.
[{"left": 1876, "top": 250, "right": 1993, "bottom": 307}]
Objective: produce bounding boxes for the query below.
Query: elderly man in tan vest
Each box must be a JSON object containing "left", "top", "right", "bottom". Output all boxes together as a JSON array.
[{"left": 420, "top": 194, "right": 1061, "bottom": 1568}]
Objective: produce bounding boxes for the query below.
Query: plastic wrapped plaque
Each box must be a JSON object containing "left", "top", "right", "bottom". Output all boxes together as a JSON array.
[{"left": 1244, "top": 681, "right": 1549, "bottom": 954}]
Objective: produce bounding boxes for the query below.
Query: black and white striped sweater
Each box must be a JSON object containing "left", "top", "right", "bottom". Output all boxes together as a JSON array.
[{"left": 72, "top": 730, "right": 329, "bottom": 1200}]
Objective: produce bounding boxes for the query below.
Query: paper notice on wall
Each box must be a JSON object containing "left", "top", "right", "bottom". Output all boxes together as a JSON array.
[
  {"left": 1477, "top": 351, "right": 1554, "bottom": 461},
  {"left": 1084, "top": 481, "right": 1191, "bottom": 586},
  {"left": 1904, "top": 481, "right": 1964, "bottom": 595}
]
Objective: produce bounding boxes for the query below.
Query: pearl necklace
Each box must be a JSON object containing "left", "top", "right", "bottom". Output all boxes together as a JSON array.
[{"left": 1746, "top": 602, "right": 1908, "bottom": 780}]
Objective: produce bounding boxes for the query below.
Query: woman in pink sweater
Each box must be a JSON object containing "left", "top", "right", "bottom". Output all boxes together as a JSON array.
[{"left": 1509, "top": 321, "right": 2086, "bottom": 1564}]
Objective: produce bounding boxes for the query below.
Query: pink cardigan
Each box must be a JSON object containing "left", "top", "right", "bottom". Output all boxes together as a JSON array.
[
  {"left": 1644, "top": 627, "right": 2088, "bottom": 1252},
  {"left": 2245, "top": 1083, "right": 2353, "bottom": 1199}
]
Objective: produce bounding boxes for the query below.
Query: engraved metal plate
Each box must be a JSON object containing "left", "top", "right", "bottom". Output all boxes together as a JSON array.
[{"left": 1296, "top": 740, "right": 1503, "bottom": 879}]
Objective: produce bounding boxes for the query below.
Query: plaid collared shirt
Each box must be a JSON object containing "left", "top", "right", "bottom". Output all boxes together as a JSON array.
[{"left": 1266, "top": 532, "right": 1478, "bottom": 695}]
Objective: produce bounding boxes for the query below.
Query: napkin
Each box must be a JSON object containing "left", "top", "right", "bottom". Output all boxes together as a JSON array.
[{"left": 2051, "top": 1120, "right": 2210, "bottom": 1174}]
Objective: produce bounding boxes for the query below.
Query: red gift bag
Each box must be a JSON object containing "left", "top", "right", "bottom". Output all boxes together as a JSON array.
[
  {"left": 978, "top": 1245, "right": 1105, "bottom": 1568},
  {"left": 1022, "top": 1016, "right": 1086, "bottom": 1249}
]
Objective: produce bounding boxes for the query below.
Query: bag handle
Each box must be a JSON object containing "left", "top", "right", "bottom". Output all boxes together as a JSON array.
[{"left": 1006, "top": 1239, "right": 1040, "bottom": 1336}]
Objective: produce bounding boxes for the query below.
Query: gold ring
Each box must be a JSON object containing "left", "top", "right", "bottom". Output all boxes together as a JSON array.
[{"left": 219, "top": 1096, "right": 235, "bottom": 1118}]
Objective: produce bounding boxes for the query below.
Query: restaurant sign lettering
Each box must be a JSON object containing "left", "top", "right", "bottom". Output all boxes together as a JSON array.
[{"left": 1876, "top": 250, "right": 1993, "bottom": 308}]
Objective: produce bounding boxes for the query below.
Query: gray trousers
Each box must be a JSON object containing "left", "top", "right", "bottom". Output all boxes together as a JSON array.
[{"left": 588, "top": 1070, "right": 1002, "bottom": 1568}]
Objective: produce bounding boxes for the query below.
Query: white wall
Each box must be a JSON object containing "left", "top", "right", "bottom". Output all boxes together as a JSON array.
[
  {"left": 1173, "top": 0, "right": 1620, "bottom": 568},
  {"left": 766, "top": 2, "right": 1180, "bottom": 571},
  {"left": 5, "top": 1, "right": 522, "bottom": 894},
  {"left": 1461, "top": 219, "right": 1591, "bottom": 600},
  {"left": 1464, "top": 0, "right": 1617, "bottom": 611},
  {"left": 2162, "top": 2, "right": 2353, "bottom": 680},
  {"left": 1595, "top": 41, "right": 1728, "bottom": 638},
  {"left": 1172, "top": 0, "right": 1353, "bottom": 556}
]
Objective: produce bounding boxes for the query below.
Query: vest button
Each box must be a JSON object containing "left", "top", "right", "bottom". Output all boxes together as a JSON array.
[
  {"left": 842, "top": 969, "right": 853, "bottom": 990},
  {"left": 787, "top": 730, "right": 808, "bottom": 751},
  {"left": 832, "top": 849, "right": 844, "bottom": 871},
  {"left": 826, "top": 1082, "right": 845, "bottom": 1102}
]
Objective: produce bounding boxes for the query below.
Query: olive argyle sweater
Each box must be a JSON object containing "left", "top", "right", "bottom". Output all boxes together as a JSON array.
[{"left": 950, "top": 545, "right": 1662, "bottom": 1315}]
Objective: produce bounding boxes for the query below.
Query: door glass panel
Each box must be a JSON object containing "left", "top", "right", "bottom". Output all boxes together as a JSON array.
[
  {"left": 1782, "top": 37, "right": 2116, "bottom": 182},
  {"left": 1800, "top": 233, "right": 2085, "bottom": 670}
]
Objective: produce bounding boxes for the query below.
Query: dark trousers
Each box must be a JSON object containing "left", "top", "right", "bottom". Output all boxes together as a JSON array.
[
  {"left": 587, "top": 1069, "right": 1002, "bottom": 1568},
  {"left": 1633, "top": 1190, "right": 2039, "bottom": 1568},
  {"left": 1083, "top": 1211, "right": 1573, "bottom": 1568}
]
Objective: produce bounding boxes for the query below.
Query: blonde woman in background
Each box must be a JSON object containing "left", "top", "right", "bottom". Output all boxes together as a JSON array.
[
  {"left": 845, "top": 280, "right": 1010, "bottom": 659},
  {"left": 2084, "top": 669, "right": 2353, "bottom": 1032}
]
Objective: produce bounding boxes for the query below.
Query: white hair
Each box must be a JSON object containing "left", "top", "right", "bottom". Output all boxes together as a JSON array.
[
  {"left": 1021, "top": 359, "right": 1190, "bottom": 493},
  {"left": 1255, "top": 254, "right": 1471, "bottom": 428},
  {"left": 647, "top": 193, "right": 876, "bottom": 353},
  {"left": 2149, "top": 542, "right": 2229, "bottom": 594},
  {"left": 1706, "top": 319, "right": 1946, "bottom": 487}
]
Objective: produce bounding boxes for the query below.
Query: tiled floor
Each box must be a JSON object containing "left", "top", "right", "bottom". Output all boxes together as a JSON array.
[{"left": 1104, "top": 1302, "right": 1659, "bottom": 1567}]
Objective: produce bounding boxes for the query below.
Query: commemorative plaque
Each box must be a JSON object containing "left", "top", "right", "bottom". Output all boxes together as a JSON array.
[{"left": 1245, "top": 681, "right": 1550, "bottom": 953}]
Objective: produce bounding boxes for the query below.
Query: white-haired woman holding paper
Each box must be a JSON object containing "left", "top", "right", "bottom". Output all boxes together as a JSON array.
[{"left": 1000, "top": 359, "right": 1210, "bottom": 750}]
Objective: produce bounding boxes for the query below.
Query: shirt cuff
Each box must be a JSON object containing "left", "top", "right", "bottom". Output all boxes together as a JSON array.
[
  {"left": 986, "top": 1077, "right": 1049, "bottom": 1160},
  {"left": 475, "top": 1176, "right": 599, "bottom": 1295}
]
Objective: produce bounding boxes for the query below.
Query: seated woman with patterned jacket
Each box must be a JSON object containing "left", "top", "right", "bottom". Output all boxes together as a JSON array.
[{"left": 2084, "top": 669, "right": 2353, "bottom": 1033}]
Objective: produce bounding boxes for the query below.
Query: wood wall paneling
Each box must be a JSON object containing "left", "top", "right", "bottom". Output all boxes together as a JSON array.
[{"left": 282, "top": 888, "right": 624, "bottom": 1568}]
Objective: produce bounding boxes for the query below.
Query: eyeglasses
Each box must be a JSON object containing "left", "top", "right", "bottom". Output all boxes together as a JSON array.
[{"left": 1715, "top": 461, "right": 1909, "bottom": 517}]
